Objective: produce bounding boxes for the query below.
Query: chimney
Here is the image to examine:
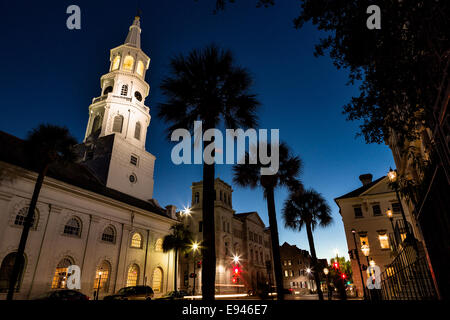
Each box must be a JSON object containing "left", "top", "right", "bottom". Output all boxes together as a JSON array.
[
  {"left": 165, "top": 205, "right": 177, "bottom": 219},
  {"left": 359, "top": 174, "right": 373, "bottom": 186}
]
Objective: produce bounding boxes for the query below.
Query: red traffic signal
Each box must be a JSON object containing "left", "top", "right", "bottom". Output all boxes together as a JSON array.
[
  {"left": 232, "top": 277, "right": 237, "bottom": 283},
  {"left": 333, "top": 261, "right": 339, "bottom": 270},
  {"left": 189, "top": 273, "right": 197, "bottom": 278},
  {"left": 197, "top": 261, "right": 202, "bottom": 268},
  {"left": 341, "top": 273, "right": 347, "bottom": 280},
  {"left": 233, "top": 265, "right": 241, "bottom": 275}
]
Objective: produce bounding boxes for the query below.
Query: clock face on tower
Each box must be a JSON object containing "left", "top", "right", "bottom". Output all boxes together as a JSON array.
[{"left": 134, "top": 91, "right": 142, "bottom": 101}]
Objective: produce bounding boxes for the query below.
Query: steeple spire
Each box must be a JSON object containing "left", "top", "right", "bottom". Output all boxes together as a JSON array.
[{"left": 124, "top": 16, "right": 141, "bottom": 48}]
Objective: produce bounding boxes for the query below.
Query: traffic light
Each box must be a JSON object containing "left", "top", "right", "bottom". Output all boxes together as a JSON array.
[
  {"left": 333, "top": 261, "right": 339, "bottom": 270},
  {"left": 341, "top": 273, "right": 347, "bottom": 280},
  {"left": 189, "top": 273, "right": 196, "bottom": 278},
  {"left": 233, "top": 265, "right": 241, "bottom": 275},
  {"left": 232, "top": 277, "right": 237, "bottom": 283},
  {"left": 197, "top": 261, "right": 202, "bottom": 269}
]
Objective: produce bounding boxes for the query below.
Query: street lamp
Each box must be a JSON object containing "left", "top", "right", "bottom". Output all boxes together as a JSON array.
[
  {"left": 191, "top": 242, "right": 199, "bottom": 296},
  {"left": 183, "top": 206, "right": 192, "bottom": 217},
  {"left": 387, "top": 168, "right": 413, "bottom": 243},
  {"left": 361, "top": 241, "right": 370, "bottom": 265},
  {"left": 233, "top": 255, "right": 240, "bottom": 264},
  {"left": 385, "top": 208, "right": 395, "bottom": 233},
  {"left": 96, "top": 270, "right": 102, "bottom": 300},
  {"left": 351, "top": 229, "right": 367, "bottom": 300}
]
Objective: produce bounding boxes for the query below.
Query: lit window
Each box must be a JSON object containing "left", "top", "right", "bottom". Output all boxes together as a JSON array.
[
  {"left": 14, "top": 207, "right": 37, "bottom": 229},
  {"left": 112, "top": 115, "right": 124, "bottom": 133},
  {"left": 288, "top": 260, "right": 292, "bottom": 266},
  {"left": 136, "top": 61, "right": 145, "bottom": 76},
  {"left": 359, "top": 235, "right": 369, "bottom": 248},
  {"left": 152, "top": 268, "right": 163, "bottom": 293},
  {"left": 112, "top": 55, "right": 121, "bottom": 70},
  {"left": 64, "top": 217, "right": 81, "bottom": 236},
  {"left": 102, "top": 226, "right": 115, "bottom": 243},
  {"left": 155, "top": 238, "right": 163, "bottom": 252},
  {"left": 284, "top": 270, "right": 288, "bottom": 277},
  {"left": 126, "top": 264, "right": 139, "bottom": 287},
  {"left": 93, "top": 261, "right": 111, "bottom": 292},
  {"left": 123, "top": 55, "right": 134, "bottom": 71},
  {"left": 51, "top": 258, "right": 73, "bottom": 289},
  {"left": 131, "top": 233, "right": 142, "bottom": 248},
  {"left": 378, "top": 234, "right": 389, "bottom": 249}
]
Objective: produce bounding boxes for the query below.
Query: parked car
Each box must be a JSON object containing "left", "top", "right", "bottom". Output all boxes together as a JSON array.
[
  {"left": 157, "top": 290, "right": 188, "bottom": 300},
  {"left": 103, "top": 286, "right": 154, "bottom": 300},
  {"left": 34, "top": 290, "right": 89, "bottom": 301}
]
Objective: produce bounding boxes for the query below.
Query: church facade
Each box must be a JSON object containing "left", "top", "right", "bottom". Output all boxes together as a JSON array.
[{"left": 0, "top": 16, "right": 177, "bottom": 300}]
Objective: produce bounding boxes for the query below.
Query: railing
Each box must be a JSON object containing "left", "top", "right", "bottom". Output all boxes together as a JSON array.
[{"left": 380, "top": 241, "right": 437, "bottom": 300}]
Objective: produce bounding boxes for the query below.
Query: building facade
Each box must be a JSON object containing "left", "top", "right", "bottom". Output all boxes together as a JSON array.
[
  {"left": 0, "top": 16, "right": 177, "bottom": 300},
  {"left": 335, "top": 174, "right": 418, "bottom": 298},
  {"left": 179, "top": 179, "right": 275, "bottom": 294},
  {"left": 279, "top": 242, "right": 316, "bottom": 294}
]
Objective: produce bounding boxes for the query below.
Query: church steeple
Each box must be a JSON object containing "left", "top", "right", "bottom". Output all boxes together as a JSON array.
[
  {"left": 78, "top": 16, "right": 155, "bottom": 201},
  {"left": 124, "top": 16, "right": 141, "bottom": 49}
]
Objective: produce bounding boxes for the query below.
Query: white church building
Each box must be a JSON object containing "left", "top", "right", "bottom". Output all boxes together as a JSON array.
[{"left": 0, "top": 16, "right": 178, "bottom": 300}]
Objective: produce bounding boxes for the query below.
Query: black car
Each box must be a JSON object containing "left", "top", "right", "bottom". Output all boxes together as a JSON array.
[
  {"left": 103, "top": 286, "right": 154, "bottom": 300},
  {"left": 34, "top": 290, "right": 89, "bottom": 301},
  {"left": 157, "top": 290, "right": 188, "bottom": 300}
]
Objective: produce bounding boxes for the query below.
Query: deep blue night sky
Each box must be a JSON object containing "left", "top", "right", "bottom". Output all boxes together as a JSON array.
[{"left": 0, "top": 0, "right": 395, "bottom": 261}]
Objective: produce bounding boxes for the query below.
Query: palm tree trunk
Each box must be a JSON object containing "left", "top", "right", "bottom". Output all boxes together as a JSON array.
[
  {"left": 305, "top": 222, "right": 324, "bottom": 300},
  {"left": 265, "top": 186, "right": 285, "bottom": 300},
  {"left": 7, "top": 163, "right": 49, "bottom": 300},
  {"left": 174, "top": 249, "right": 178, "bottom": 292},
  {"left": 201, "top": 129, "right": 216, "bottom": 300}
]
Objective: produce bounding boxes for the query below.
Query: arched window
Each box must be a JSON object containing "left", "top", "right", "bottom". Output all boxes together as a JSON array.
[
  {"left": 131, "top": 233, "right": 142, "bottom": 248},
  {"left": 123, "top": 55, "right": 134, "bottom": 72},
  {"left": 91, "top": 115, "right": 102, "bottom": 134},
  {"left": 136, "top": 61, "right": 145, "bottom": 76},
  {"left": 93, "top": 261, "right": 111, "bottom": 292},
  {"left": 103, "top": 86, "right": 113, "bottom": 95},
  {"left": 260, "top": 252, "right": 264, "bottom": 264},
  {"left": 112, "top": 115, "right": 124, "bottom": 133},
  {"left": 112, "top": 55, "right": 121, "bottom": 70},
  {"left": 120, "top": 84, "right": 128, "bottom": 96},
  {"left": 134, "top": 122, "right": 141, "bottom": 140},
  {"left": 155, "top": 238, "right": 163, "bottom": 252},
  {"left": 102, "top": 226, "right": 115, "bottom": 243},
  {"left": 126, "top": 264, "right": 139, "bottom": 287},
  {"left": 224, "top": 193, "right": 227, "bottom": 204},
  {"left": 152, "top": 267, "right": 163, "bottom": 293},
  {"left": 64, "top": 217, "right": 81, "bottom": 237},
  {"left": 51, "top": 257, "right": 73, "bottom": 289},
  {"left": 14, "top": 207, "right": 38, "bottom": 229},
  {"left": 0, "top": 253, "right": 25, "bottom": 293},
  {"left": 194, "top": 192, "right": 200, "bottom": 204}
]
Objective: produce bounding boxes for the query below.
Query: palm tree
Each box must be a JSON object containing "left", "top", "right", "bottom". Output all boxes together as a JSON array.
[
  {"left": 282, "top": 188, "right": 333, "bottom": 301},
  {"left": 162, "top": 223, "right": 193, "bottom": 293},
  {"left": 7, "top": 124, "right": 77, "bottom": 300},
  {"left": 158, "top": 45, "right": 260, "bottom": 300},
  {"left": 232, "top": 142, "right": 303, "bottom": 300}
]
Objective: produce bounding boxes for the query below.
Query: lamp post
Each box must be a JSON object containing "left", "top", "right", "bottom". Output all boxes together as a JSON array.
[
  {"left": 323, "top": 268, "right": 330, "bottom": 300},
  {"left": 192, "top": 242, "right": 199, "bottom": 296},
  {"left": 96, "top": 270, "right": 102, "bottom": 300},
  {"left": 387, "top": 168, "right": 413, "bottom": 242},
  {"left": 351, "top": 229, "right": 367, "bottom": 300}
]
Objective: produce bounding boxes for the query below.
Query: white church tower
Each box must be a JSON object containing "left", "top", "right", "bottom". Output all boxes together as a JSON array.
[{"left": 77, "top": 16, "right": 155, "bottom": 201}]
